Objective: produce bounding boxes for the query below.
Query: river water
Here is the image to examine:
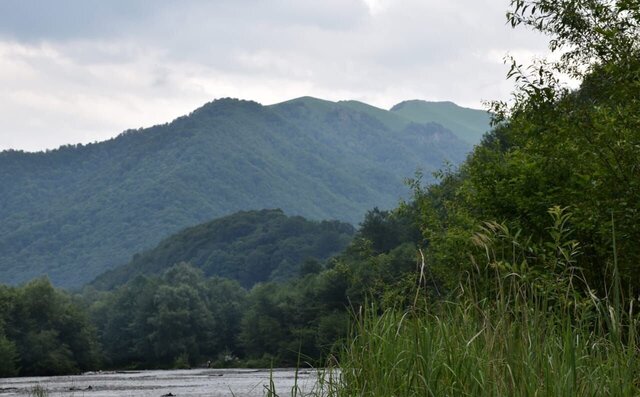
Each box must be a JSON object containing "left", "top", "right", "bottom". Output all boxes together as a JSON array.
[{"left": 0, "top": 368, "right": 333, "bottom": 397}]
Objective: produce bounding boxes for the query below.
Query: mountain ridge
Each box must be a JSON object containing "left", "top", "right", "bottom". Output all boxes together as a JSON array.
[
  {"left": 0, "top": 96, "right": 486, "bottom": 288},
  {"left": 390, "top": 99, "right": 491, "bottom": 145}
]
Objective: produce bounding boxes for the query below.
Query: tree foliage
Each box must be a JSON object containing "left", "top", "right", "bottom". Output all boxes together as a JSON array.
[
  {"left": 508, "top": 0, "right": 640, "bottom": 76},
  {"left": 0, "top": 279, "right": 100, "bottom": 376},
  {"left": 91, "top": 209, "right": 355, "bottom": 290},
  {"left": 411, "top": 0, "right": 640, "bottom": 295}
]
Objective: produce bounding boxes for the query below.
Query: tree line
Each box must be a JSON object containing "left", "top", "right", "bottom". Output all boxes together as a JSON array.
[{"left": 0, "top": 208, "right": 421, "bottom": 376}]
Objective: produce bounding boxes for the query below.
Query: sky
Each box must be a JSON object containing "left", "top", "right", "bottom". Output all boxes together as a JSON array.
[{"left": 0, "top": 0, "right": 551, "bottom": 152}]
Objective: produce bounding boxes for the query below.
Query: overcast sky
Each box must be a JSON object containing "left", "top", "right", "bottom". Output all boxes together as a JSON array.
[{"left": 0, "top": 0, "right": 551, "bottom": 152}]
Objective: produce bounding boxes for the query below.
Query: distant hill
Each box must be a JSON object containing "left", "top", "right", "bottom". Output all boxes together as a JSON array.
[
  {"left": 0, "top": 96, "right": 485, "bottom": 288},
  {"left": 91, "top": 209, "right": 354, "bottom": 290},
  {"left": 391, "top": 100, "right": 491, "bottom": 145}
]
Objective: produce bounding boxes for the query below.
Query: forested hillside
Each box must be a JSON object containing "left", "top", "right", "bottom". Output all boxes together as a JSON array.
[
  {"left": 0, "top": 97, "right": 486, "bottom": 287},
  {"left": 0, "top": 207, "right": 418, "bottom": 376},
  {"left": 83, "top": 208, "right": 422, "bottom": 371},
  {"left": 91, "top": 209, "right": 354, "bottom": 290}
]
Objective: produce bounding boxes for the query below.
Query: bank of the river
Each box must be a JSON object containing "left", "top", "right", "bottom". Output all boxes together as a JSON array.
[{"left": 0, "top": 368, "right": 327, "bottom": 397}]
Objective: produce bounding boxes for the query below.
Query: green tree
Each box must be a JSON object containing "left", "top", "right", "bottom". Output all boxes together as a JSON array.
[
  {"left": 0, "top": 331, "right": 18, "bottom": 377},
  {"left": 3, "top": 278, "right": 100, "bottom": 376},
  {"left": 239, "top": 283, "right": 287, "bottom": 360},
  {"left": 411, "top": 0, "right": 640, "bottom": 294}
]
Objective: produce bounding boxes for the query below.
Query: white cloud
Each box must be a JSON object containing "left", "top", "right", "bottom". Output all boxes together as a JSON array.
[{"left": 0, "top": 0, "right": 551, "bottom": 152}]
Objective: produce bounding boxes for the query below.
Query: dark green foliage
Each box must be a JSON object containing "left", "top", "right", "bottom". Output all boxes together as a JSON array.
[
  {"left": 358, "top": 207, "right": 422, "bottom": 254},
  {"left": 409, "top": 0, "right": 640, "bottom": 296},
  {"left": 332, "top": 3, "right": 640, "bottom": 394},
  {"left": 91, "top": 209, "right": 355, "bottom": 289},
  {"left": 93, "top": 263, "right": 246, "bottom": 368},
  {"left": 299, "top": 259, "right": 323, "bottom": 277},
  {"left": 507, "top": 0, "right": 640, "bottom": 75},
  {"left": 237, "top": 271, "right": 352, "bottom": 365},
  {"left": 0, "top": 332, "right": 18, "bottom": 377},
  {"left": 0, "top": 97, "right": 479, "bottom": 288},
  {"left": 0, "top": 279, "right": 100, "bottom": 377},
  {"left": 0, "top": 201, "right": 425, "bottom": 374},
  {"left": 92, "top": 276, "right": 159, "bottom": 367},
  {"left": 79, "top": 205, "right": 423, "bottom": 369},
  {"left": 239, "top": 283, "right": 288, "bottom": 360},
  {"left": 0, "top": 286, "right": 18, "bottom": 377}
]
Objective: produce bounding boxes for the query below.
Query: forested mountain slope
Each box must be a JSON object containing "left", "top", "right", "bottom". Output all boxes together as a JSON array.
[
  {"left": 0, "top": 97, "right": 484, "bottom": 287},
  {"left": 91, "top": 209, "right": 354, "bottom": 290}
]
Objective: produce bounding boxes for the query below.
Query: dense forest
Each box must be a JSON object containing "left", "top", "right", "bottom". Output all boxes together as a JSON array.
[
  {"left": 0, "top": 97, "right": 485, "bottom": 288},
  {"left": 91, "top": 209, "right": 355, "bottom": 290},
  {"left": 2, "top": 0, "right": 640, "bottom": 395},
  {"left": 0, "top": 279, "right": 100, "bottom": 376},
  {"left": 0, "top": 208, "right": 420, "bottom": 375}
]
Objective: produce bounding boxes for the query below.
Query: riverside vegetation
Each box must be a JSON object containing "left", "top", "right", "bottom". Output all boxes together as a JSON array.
[
  {"left": 0, "top": 207, "right": 421, "bottom": 375},
  {"left": 2, "top": 0, "right": 640, "bottom": 395},
  {"left": 329, "top": 1, "right": 640, "bottom": 395}
]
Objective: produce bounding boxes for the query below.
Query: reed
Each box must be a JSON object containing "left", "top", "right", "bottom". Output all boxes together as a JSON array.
[
  {"left": 268, "top": 208, "right": 640, "bottom": 396},
  {"left": 336, "top": 209, "right": 639, "bottom": 396}
]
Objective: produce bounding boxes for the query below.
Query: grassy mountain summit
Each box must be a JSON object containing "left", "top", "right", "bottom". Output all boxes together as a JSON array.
[
  {"left": 90, "top": 209, "right": 354, "bottom": 290},
  {"left": 391, "top": 100, "right": 491, "bottom": 145},
  {"left": 0, "top": 96, "right": 483, "bottom": 288}
]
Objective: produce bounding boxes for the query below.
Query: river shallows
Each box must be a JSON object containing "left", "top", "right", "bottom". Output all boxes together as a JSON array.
[{"left": 0, "top": 368, "right": 323, "bottom": 396}]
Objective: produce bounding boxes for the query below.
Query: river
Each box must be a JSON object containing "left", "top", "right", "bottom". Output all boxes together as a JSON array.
[{"left": 0, "top": 368, "right": 335, "bottom": 397}]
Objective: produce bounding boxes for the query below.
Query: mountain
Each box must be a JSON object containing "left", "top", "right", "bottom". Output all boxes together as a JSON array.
[
  {"left": 0, "top": 96, "right": 485, "bottom": 288},
  {"left": 91, "top": 209, "right": 354, "bottom": 290},
  {"left": 391, "top": 100, "right": 491, "bottom": 145}
]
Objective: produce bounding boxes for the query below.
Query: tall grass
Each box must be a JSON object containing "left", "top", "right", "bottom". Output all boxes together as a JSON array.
[
  {"left": 339, "top": 297, "right": 638, "bottom": 396},
  {"left": 262, "top": 366, "right": 343, "bottom": 397},
  {"left": 337, "top": 207, "right": 640, "bottom": 396},
  {"left": 28, "top": 385, "right": 49, "bottom": 397},
  {"left": 265, "top": 207, "right": 639, "bottom": 396}
]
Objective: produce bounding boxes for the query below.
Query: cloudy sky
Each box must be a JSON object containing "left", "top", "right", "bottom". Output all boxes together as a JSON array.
[{"left": 0, "top": 0, "right": 550, "bottom": 152}]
